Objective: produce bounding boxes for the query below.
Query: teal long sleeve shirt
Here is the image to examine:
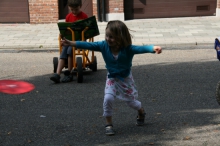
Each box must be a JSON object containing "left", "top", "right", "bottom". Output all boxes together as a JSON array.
[{"left": 76, "top": 41, "right": 155, "bottom": 78}]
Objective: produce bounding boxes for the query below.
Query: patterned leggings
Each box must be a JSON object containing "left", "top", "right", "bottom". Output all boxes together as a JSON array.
[{"left": 103, "top": 93, "right": 142, "bottom": 117}]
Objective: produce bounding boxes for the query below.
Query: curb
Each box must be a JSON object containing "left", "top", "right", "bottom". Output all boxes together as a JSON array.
[{"left": 0, "top": 43, "right": 214, "bottom": 52}]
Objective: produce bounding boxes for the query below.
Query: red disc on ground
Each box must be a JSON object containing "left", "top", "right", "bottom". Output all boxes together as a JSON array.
[{"left": 0, "top": 80, "right": 35, "bottom": 94}]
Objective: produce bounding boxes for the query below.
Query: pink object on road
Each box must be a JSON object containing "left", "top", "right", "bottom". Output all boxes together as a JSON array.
[{"left": 0, "top": 80, "right": 35, "bottom": 94}]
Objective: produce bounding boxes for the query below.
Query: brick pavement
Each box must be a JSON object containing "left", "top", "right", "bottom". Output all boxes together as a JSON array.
[{"left": 0, "top": 16, "right": 219, "bottom": 49}]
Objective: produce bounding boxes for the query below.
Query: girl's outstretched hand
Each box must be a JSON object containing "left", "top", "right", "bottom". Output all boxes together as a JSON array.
[
  {"left": 61, "top": 37, "right": 75, "bottom": 46},
  {"left": 61, "top": 37, "right": 69, "bottom": 46},
  {"left": 153, "top": 46, "right": 162, "bottom": 54}
]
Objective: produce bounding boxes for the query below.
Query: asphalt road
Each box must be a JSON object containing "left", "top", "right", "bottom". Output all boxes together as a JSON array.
[{"left": 1, "top": 45, "right": 220, "bottom": 146}]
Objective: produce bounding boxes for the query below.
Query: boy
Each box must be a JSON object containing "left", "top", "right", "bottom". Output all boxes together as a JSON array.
[{"left": 50, "top": 0, "right": 88, "bottom": 83}]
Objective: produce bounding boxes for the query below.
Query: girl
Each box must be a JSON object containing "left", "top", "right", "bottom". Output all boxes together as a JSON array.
[{"left": 61, "top": 20, "right": 162, "bottom": 136}]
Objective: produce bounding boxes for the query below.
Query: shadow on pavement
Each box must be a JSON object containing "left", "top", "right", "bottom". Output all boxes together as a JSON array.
[{"left": 1, "top": 59, "right": 220, "bottom": 146}]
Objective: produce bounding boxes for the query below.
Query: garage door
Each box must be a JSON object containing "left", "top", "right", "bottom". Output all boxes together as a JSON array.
[
  {"left": 81, "top": 0, "right": 93, "bottom": 17},
  {"left": 0, "top": 0, "right": 29, "bottom": 23},
  {"left": 59, "top": 0, "right": 93, "bottom": 19},
  {"left": 124, "top": 0, "right": 217, "bottom": 20}
]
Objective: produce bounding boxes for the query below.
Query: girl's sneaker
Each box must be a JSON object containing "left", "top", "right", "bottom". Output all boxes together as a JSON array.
[
  {"left": 105, "top": 125, "right": 115, "bottom": 136},
  {"left": 136, "top": 108, "right": 146, "bottom": 126}
]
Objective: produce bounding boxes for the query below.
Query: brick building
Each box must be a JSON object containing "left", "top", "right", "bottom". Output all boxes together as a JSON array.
[
  {"left": 217, "top": 0, "right": 220, "bottom": 16},
  {"left": 0, "top": 0, "right": 219, "bottom": 24}
]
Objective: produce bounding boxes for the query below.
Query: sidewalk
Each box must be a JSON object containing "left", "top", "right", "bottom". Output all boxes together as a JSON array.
[{"left": 0, "top": 16, "right": 219, "bottom": 50}]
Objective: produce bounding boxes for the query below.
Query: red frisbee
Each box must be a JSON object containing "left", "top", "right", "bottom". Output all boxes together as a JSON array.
[{"left": 0, "top": 80, "right": 35, "bottom": 94}]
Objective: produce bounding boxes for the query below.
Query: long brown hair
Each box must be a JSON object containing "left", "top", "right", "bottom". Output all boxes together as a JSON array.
[{"left": 106, "top": 20, "right": 132, "bottom": 48}]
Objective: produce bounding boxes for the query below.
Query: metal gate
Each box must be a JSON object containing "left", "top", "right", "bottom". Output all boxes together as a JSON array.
[
  {"left": 124, "top": 0, "right": 217, "bottom": 20},
  {"left": 0, "top": 0, "right": 29, "bottom": 23}
]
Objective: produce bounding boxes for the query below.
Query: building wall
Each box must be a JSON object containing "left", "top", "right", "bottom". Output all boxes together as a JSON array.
[
  {"left": 106, "top": 0, "right": 123, "bottom": 13},
  {"left": 105, "top": 0, "right": 124, "bottom": 21},
  {"left": 27, "top": 0, "right": 219, "bottom": 23},
  {"left": 91, "top": 0, "right": 124, "bottom": 21},
  {"left": 92, "top": 0, "right": 98, "bottom": 19},
  {"left": 217, "top": 0, "right": 220, "bottom": 17},
  {"left": 28, "top": 0, "right": 59, "bottom": 24}
]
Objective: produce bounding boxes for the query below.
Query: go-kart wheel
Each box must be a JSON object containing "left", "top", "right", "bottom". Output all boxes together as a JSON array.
[
  {"left": 91, "top": 56, "right": 97, "bottom": 72},
  {"left": 216, "top": 81, "right": 220, "bottom": 105},
  {"left": 53, "top": 57, "right": 58, "bottom": 73},
  {"left": 76, "top": 57, "right": 83, "bottom": 83}
]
